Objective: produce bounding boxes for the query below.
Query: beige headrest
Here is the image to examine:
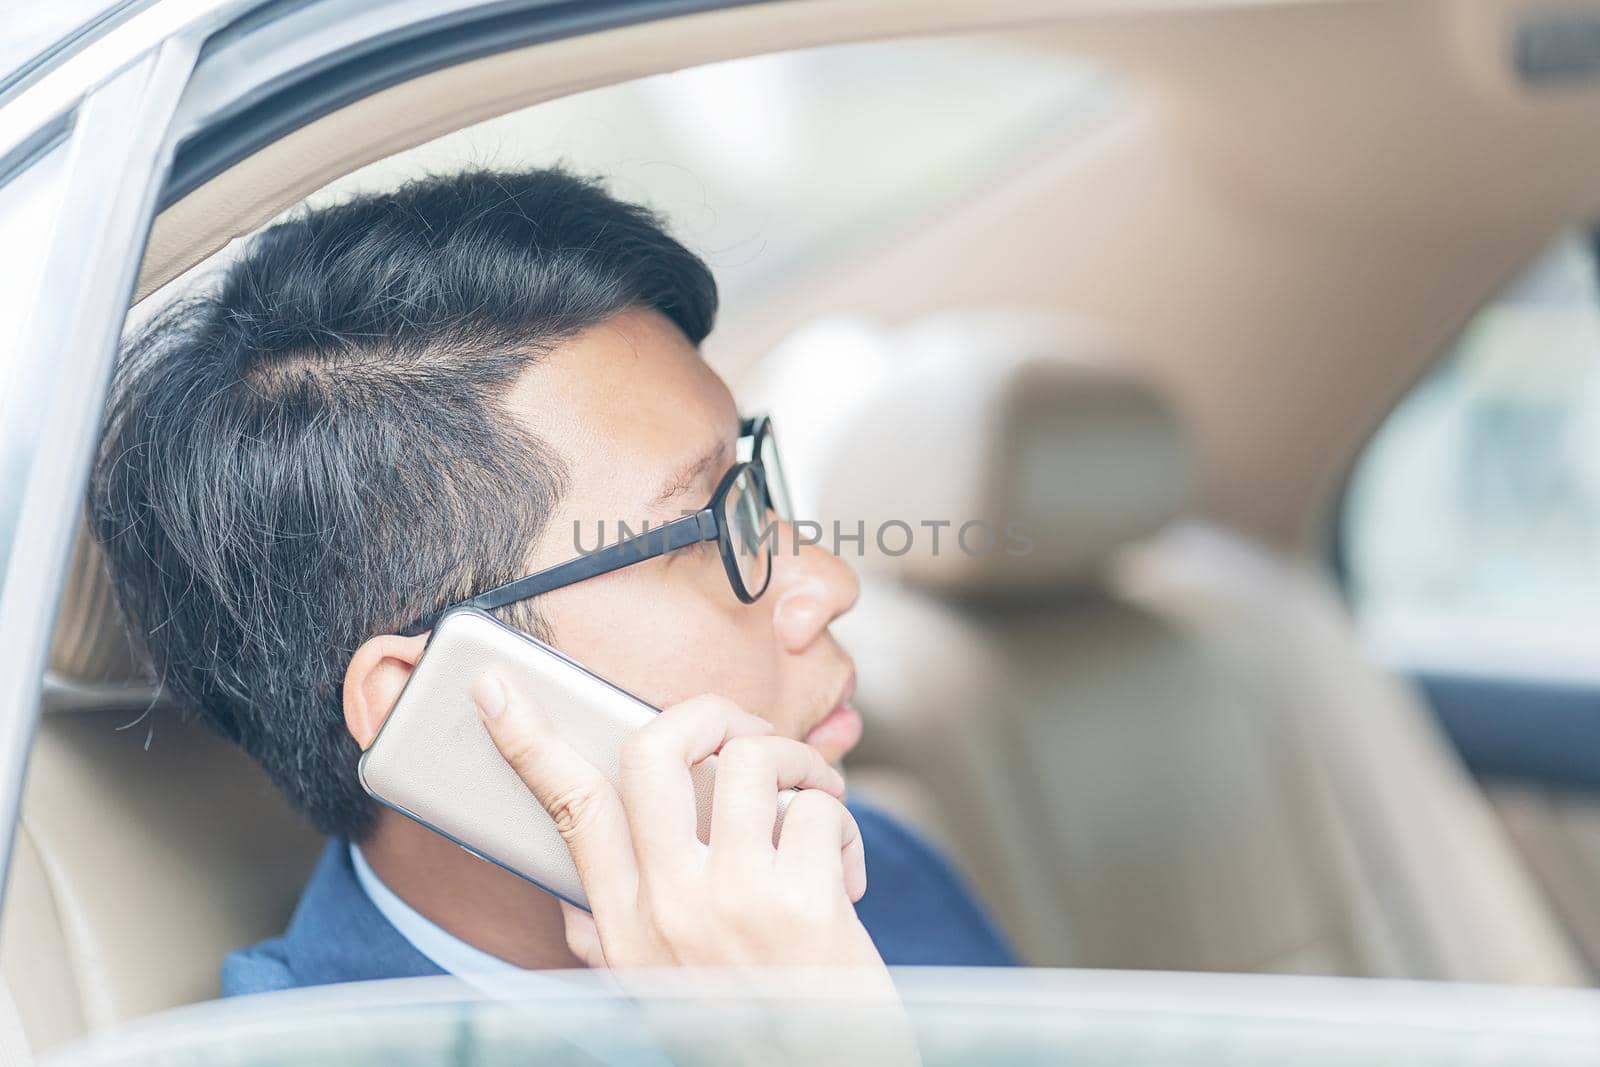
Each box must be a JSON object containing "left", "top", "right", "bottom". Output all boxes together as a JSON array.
[
  {"left": 814, "top": 311, "right": 1192, "bottom": 597},
  {"left": 48, "top": 523, "right": 146, "bottom": 694}
]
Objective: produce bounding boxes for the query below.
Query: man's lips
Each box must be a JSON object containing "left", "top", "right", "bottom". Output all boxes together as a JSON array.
[{"left": 803, "top": 668, "right": 862, "bottom": 763}]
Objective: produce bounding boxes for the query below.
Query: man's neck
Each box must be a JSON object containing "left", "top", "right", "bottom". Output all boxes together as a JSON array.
[{"left": 358, "top": 810, "right": 584, "bottom": 970}]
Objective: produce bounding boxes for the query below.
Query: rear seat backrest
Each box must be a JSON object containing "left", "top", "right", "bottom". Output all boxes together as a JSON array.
[
  {"left": 1115, "top": 523, "right": 1590, "bottom": 983},
  {"left": 773, "top": 310, "right": 1585, "bottom": 982}
]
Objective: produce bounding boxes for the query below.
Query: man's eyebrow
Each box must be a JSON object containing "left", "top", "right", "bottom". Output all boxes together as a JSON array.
[{"left": 648, "top": 438, "right": 730, "bottom": 512}]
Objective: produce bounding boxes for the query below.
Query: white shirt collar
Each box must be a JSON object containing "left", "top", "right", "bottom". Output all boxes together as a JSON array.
[
  {"left": 349, "top": 843, "right": 672, "bottom": 1067},
  {"left": 349, "top": 841, "right": 521, "bottom": 980}
]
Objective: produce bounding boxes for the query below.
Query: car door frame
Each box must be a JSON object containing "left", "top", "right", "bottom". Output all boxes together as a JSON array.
[{"left": 0, "top": 38, "right": 202, "bottom": 904}]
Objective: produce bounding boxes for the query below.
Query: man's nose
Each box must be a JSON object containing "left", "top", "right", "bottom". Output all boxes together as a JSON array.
[{"left": 768, "top": 521, "right": 860, "bottom": 654}]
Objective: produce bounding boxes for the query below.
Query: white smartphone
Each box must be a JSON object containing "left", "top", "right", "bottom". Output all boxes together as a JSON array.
[{"left": 359, "top": 606, "right": 780, "bottom": 910}]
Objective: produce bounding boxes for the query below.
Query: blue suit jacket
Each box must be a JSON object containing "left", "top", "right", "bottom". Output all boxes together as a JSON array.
[{"left": 224, "top": 801, "right": 1015, "bottom": 995}]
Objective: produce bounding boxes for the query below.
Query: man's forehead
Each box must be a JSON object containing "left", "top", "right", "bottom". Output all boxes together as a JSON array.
[{"left": 501, "top": 308, "right": 737, "bottom": 504}]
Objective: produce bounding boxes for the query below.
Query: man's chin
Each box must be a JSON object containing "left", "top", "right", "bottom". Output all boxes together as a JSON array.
[{"left": 802, "top": 701, "right": 864, "bottom": 765}]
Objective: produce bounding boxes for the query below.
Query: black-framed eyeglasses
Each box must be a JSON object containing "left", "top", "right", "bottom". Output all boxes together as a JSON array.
[{"left": 405, "top": 416, "right": 791, "bottom": 636}]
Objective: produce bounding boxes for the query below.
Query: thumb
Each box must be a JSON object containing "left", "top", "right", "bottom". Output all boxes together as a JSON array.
[{"left": 561, "top": 901, "right": 608, "bottom": 968}]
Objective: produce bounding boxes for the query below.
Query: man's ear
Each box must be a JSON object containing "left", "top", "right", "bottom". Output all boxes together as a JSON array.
[{"left": 343, "top": 633, "right": 430, "bottom": 750}]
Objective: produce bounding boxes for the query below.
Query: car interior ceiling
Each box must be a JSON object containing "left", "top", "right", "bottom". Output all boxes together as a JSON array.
[{"left": 13, "top": 0, "right": 1600, "bottom": 1056}]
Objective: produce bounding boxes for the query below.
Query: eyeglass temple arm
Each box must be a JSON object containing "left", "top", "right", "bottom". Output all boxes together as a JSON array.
[{"left": 460, "top": 510, "right": 718, "bottom": 617}]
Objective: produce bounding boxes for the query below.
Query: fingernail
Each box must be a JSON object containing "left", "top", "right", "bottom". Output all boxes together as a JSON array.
[{"left": 471, "top": 674, "right": 508, "bottom": 719}]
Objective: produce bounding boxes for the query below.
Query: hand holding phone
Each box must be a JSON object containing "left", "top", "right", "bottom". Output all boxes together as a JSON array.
[
  {"left": 474, "top": 679, "right": 883, "bottom": 974},
  {"left": 358, "top": 607, "right": 884, "bottom": 976}
]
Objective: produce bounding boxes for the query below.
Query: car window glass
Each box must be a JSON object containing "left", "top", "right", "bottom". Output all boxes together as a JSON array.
[{"left": 46, "top": 970, "right": 1600, "bottom": 1067}]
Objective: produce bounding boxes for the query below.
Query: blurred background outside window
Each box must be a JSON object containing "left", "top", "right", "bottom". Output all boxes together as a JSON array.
[{"left": 1344, "top": 233, "right": 1600, "bottom": 683}]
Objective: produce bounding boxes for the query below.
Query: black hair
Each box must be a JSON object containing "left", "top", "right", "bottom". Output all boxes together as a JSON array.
[{"left": 90, "top": 167, "right": 718, "bottom": 839}]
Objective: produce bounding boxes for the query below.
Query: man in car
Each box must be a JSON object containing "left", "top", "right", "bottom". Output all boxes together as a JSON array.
[{"left": 90, "top": 167, "right": 1014, "bottom": 991}]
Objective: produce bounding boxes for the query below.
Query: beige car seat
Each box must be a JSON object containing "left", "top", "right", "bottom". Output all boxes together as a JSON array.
[
  {"left": 0, "top": 530, "right": 321, "bottom": 1054},
  {"left": 789, "top": 312, "right": 1586, "bottom": 984}
]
